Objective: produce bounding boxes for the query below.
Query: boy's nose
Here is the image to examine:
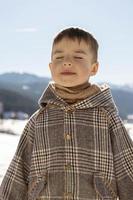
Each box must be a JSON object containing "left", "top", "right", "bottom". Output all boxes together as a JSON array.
[
  {"left": 63, "top": 56, "right": 73, "bottom": 67},
  {"left": 63, "top": 62, "right": 72, "bottom": 67},
  {"left": 63, "top": 58, "right": 72, "bottom": 67}
]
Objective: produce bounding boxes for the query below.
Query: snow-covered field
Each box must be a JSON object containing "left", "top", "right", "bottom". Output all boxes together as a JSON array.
[
  {"left": 0, "top": 119, "right": 27, "bottom": 184},
  {"left": 0, "top": 119, "right": 27, "bottom": 135},
  {"left": 0, "top": 119, "right": 133, "bottom": 184},
  {"left": 124, "top": 122, "right": 133, "bottom": 138}
]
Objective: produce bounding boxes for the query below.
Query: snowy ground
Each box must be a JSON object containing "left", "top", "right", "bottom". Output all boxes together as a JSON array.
[
  {"left": 124, "top": 122, "right": 133, "bottom": 138},
  {"left": 0, "top": 119, "right": 27, "bottom": 183},
  {"left": 0, "top": 119, "right": 27, "bottom": 135},
  {"left": 0, "top": 119, "right": 133, "bottom": 184}
]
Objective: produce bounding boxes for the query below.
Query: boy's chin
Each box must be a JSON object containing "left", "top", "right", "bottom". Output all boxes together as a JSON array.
[
  {"left": 55, "top": 81, "right": 89, "bottom": 88},
  {"left": 54, "top": 82, "right": 76, "bottom": 87}
]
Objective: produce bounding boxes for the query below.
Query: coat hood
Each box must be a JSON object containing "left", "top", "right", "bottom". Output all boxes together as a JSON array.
[{"left": 38, "top": 82, "right": 118, "bottom": 113}]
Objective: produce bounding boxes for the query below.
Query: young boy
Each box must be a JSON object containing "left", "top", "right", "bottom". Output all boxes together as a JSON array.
[{"left": 0, "top": 27, "right": 133, "bottom": 200}]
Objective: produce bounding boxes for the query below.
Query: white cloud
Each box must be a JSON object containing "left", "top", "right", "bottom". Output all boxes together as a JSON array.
[{"left": 15, "top": 28, "right": 38, "bottom": 32}]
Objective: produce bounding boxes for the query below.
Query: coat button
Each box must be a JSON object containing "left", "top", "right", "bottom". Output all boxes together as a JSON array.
[
  {"left": 64, "top": 133, "right": 71, "bottom": 140},
  {"left": 67, "top": 110, "right": 73, "bottom": 114},
  {"left": 64, "top": 192, "right": 73, "bottom": 198},
  {"left": 64, "top": 162, "right": 71, "bottom": 170},
  {"left": 65, "top": 107, "right": 75, "bottom": 114}
]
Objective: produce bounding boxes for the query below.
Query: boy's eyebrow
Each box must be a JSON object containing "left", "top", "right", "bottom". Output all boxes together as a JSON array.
[
  {"left": 53, "top": 50, "right": 64, "bottom": 55},
  {"left": 74, "top": 49, "right": 87, "bottom": 54},
  {"left": 53, "top": 49, "right": 87, "bottom": 55}
]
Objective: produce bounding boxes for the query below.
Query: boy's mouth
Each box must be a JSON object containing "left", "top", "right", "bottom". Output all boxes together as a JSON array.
[{"left": 61, "top": 71, "right": 76, "bottom": 75}]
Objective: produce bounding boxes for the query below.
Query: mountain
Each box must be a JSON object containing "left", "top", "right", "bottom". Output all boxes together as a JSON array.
[
  {"left": 111, "top": 89, "right": 133, "bottom": 119},
  {"left": 0, "top": 72, "right": 133, "bottom": 119},
  {"left": 0, "top": 72, "right": 50, "bottom": 84},
  {"left": 0, "top": 72, "right": 51, "bottom": 102},
  {"left": 0, "top": 88, "right": 37, "bottom": 115}
]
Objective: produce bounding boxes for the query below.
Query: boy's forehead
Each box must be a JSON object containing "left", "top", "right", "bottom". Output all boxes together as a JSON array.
[{"left": 52, "top": 37, "right": 90, "bottom": 54}]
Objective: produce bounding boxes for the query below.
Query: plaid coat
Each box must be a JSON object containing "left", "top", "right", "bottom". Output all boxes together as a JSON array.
[{"left": 0, "top": 83, "right": 133, "bottom": 200}]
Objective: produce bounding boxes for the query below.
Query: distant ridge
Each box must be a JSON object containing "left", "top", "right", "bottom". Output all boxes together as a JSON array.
[
  {"left": 0, "top": 72, "right": 133, "bottom": 119},
  {"left": 0, "top": 72, "right": 50, "bottom": 84},
  {"left": 0, "top": 88, "right": 37, "bottom": 115}
]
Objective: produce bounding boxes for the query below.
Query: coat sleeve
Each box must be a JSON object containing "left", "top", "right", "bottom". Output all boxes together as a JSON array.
[
  {"left": 0, "top": 110, "right": 39, "bottom": 200},
  {"left": 109, "top": 112, "right": 133, "bottom": 200}
]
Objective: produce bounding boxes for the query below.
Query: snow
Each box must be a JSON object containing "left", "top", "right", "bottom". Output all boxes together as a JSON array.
[
  {"left": 0, "top": 119, "right": 27, "bottom": 135},
  {"left": 0, "top": 134, "right": 20, "bottom": 183},
  {"left": 0, "top": 119, "right": 27, "bottom": 183},
  {"left": 124, "top": 123, "right": 133, "bottom": 139}
]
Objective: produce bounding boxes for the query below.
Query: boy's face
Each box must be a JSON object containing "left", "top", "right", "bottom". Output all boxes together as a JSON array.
[{"left": 49, "top": 37, "right": 99, "bottom": 87}]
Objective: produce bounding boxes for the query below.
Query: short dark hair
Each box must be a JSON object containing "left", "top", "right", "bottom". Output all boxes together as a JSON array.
[{"left": 52, "top": 27, "right": 99, "bottom": 63}]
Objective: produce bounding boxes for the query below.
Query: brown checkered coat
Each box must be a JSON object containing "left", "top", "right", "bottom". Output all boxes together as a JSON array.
[{"left": 0, "top": 83, "right": 133, "bottom": 200}]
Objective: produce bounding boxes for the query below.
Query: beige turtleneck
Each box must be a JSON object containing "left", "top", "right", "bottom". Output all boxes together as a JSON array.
[{"left": 51, "top": 81, "right": 101, "bottom": 104}]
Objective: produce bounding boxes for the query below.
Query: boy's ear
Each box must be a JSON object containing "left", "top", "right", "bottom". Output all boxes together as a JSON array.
[
  {"left": 49, "top": 62, "right": 52, "bottom": 70},
  {"left": 90, "top": 62, "right": 99, "bottom": 76}
]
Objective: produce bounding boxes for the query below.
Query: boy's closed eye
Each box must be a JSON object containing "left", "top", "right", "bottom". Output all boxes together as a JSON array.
[
  {"left": 56, "top": 56, "right": 64, "bottom": 59},
  {"left": 55, "top": 56, "right": 83, "bottom": 60},
  {"left": 74, "top": 56, "right": 83, "bottom": 59}
]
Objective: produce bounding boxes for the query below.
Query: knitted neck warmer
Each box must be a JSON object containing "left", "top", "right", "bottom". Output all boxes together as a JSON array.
[{"left": 51, "top": 81, "right": 101, "bottom": 104}]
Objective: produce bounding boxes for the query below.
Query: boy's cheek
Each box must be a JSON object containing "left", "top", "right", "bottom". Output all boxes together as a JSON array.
[{"left": 50, "top": 61, "right": 60, "bottom": 67}]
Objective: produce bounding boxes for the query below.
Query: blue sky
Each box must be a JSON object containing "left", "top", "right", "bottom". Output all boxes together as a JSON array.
[{"left": 0, "top": 0, "right": 133, "bottom": 85}]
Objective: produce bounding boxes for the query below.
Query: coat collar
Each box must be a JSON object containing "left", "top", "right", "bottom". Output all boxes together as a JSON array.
[{"left": 38, "top": 82, "right": 118, "bottom": 112}]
